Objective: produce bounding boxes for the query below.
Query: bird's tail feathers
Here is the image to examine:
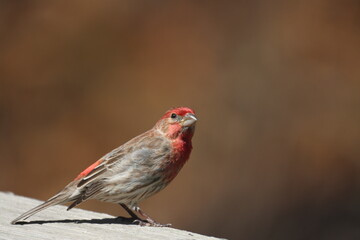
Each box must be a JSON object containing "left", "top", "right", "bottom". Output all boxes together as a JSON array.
[{"left": 11, "top": 192, "right": 69, "bottom": 224}]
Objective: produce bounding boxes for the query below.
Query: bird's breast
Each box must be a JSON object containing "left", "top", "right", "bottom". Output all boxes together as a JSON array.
[{"left": 162, "top": 138, "right": 192, "bottom": 181}]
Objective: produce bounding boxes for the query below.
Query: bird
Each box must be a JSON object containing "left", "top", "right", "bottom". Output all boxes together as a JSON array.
[{"left": 11, "top": 107, "right": 197, "bottom": 227}]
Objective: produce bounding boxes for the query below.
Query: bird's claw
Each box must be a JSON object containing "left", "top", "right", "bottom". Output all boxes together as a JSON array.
[{"left": 133, "top": 219, "right": 171, "bottom": 227}]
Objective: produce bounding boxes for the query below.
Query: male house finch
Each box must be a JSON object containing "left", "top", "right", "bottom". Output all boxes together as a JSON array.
[{"left": 11, "top": 107, "right": 197, "bottom": 227}]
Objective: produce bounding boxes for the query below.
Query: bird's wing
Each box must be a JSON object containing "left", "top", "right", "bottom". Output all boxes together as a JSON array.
[
  {"left": 68, "top": 132, "right": 170, "bottom": 209},
  {"left": 74, "top": 131, "right": 157, "bottom": 187}
]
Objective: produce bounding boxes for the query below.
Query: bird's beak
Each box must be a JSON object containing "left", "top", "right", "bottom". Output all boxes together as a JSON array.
[{"left": 181, "top": 113, "right": 197, "bottom": 127}]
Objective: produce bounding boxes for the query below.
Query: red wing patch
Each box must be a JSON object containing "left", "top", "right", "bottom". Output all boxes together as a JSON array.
[{"left": 74, "top": 159, "right": 103, "bottom": 180}]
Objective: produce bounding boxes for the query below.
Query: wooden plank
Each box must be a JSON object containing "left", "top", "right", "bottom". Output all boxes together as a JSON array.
[{"left": 0, "top": 192, "right": 222, "bottom": 240}]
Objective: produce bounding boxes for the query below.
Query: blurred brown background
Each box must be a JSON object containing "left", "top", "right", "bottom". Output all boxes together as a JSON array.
[{"left": 1, "top": 1, "right": 360, "bottom": 239}]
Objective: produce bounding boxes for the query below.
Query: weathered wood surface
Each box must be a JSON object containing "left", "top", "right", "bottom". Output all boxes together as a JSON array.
[{"left": 0, "top": 192, "right": 222, "bottom": 240}]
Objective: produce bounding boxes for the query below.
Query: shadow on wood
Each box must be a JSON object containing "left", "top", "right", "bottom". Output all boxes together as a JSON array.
[{"left": 13, "top": 216, "right": 137, "bottom": 225}]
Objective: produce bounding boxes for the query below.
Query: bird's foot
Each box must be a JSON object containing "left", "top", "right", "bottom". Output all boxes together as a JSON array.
[{"left": 133, "top": 219, "right": 171, "bottom": 227}]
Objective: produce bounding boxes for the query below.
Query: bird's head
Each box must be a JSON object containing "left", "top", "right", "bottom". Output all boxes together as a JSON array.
[{"left": 155, "top": 107, "right": 197, "bottom": 140}]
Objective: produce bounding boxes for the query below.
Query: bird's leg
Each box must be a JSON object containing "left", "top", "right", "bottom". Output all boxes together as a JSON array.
[
  {"left": 119, "top": 203, "right": 140, "bottom": 220},
  {"left": 133, "top": 206, "right": 171, "bottom": 227}
]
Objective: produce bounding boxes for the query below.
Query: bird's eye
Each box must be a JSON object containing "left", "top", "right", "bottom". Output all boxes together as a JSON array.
[{"left": 170, "top": 113, "right": 177, "bottom": 119}]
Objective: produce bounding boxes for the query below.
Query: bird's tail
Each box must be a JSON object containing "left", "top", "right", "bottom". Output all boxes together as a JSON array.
[{"left": 11, "top": 192, "right": 68, "bottom": 224}]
